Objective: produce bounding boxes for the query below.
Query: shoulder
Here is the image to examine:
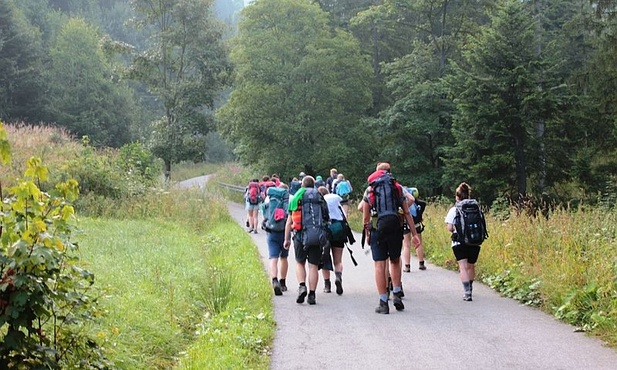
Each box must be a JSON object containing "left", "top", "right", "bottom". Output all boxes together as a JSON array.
[{"left": 445, "top": 206, "right": 457, "bottom": 223}]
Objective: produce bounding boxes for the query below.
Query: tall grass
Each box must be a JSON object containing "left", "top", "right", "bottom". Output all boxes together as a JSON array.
[{"left": 420, "top": 203, "right": 617, "bottom": 346}]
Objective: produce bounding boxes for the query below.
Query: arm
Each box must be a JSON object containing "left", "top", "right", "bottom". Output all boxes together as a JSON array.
[{"left": 283, "top": 215, "right": 293, "bottom": 250}]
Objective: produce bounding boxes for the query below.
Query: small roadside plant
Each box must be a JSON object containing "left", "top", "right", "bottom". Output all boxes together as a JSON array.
[{"left": 0, "top": 123, "right": 110, "bottom": 368}]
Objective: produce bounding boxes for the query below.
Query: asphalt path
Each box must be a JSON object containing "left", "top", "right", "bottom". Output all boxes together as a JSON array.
[{"left": 179, "top": 177, "right": 617, "bottom": 369}]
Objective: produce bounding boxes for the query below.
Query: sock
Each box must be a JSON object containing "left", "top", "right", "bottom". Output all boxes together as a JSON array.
[
  {"left": 324, "top": 278, "right": 331, "bottom": 284},
  {"left": 463, "top": 281, "right": 471, "bottom": 294},
  {"left": 335, "top": 271, "right": 342, "bottom": 279},
  {"left": 419, "top": 261, "right": 425, "bottom": 265},
  {"left": 379, "top": 294, "right": 388, "bottom": 302},
  {"left": 300, "top": 282, "right": 306, "bottom": 287},
  {"left": 392, "top": 286, "right": 402, "bottom": 294},
  {"left": 405, "top": 264, "right": 411, "bottom": 269},
  {"left": 280, "top": 278, "right": 286, "bottom": 286},
  {"left": 272, "top": 277, "right": 278, "bottom": 283},
  {"left": 309, "top": 290, "right": 315, "bottom": 296}
]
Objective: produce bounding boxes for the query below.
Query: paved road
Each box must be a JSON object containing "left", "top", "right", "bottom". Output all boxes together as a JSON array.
[{"left": 182, "top": 177, "right": 617, "bottom": 369}]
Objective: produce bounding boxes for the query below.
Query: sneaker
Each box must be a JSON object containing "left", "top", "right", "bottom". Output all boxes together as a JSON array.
[
  {"left": 280, "top": 283, "right": 287, "bottom": 292},
  {"left": 375, "top": 299, "right": 389, "bottom": 314},
  {"left": 463, "top": 293, "right": 473, "bottom": 302},
  {"left": 323, "top": 280, "right": 331, "bottom": 293},
  {"left": 246, "top": 220, "right": 249, "bottom": 227},
  {"left": 393, "top": 294, "right": 405, "bottom": 311},
  {"left": 273, "top": 280, "right": 282, "bottom": 296},
  {"left": 403, "top": 265, "right": 411, "bottom": 273},
  {"left": 307, "top": 293, "right": 316, "bottom": 305},
  {"left": 247, "top": 228, "right": 253, "bottom": 233},
  {"left": 296, "top": 285, "right": 307, "bottom": 304},
  {"left": 419, "top": 262, "right": 426, "bottom": 270},
  {"left": 335, "top": 276, "right": 343, "bottom": 295},
  {"left": 253, "top": 229, "right": 258, "bottom": 234}
]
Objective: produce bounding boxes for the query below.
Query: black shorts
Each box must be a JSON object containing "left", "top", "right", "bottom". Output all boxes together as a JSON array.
[
  {"left": 293, "top": 234, "right": 322, "bottom": 265},
  {"left": 370, "top": 215, "right": 403, "bottom": 261},
  {"left": 452, "top": 244, "right": 481, "bottom": 264}
]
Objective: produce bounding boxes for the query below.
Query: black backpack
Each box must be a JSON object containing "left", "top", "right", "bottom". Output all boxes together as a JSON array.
[
  {"left": 368, "top": 172, "right": 403, "bottom": 231},
  {"left": 300, "top": 188, "right": 330, "bottom": 247},
  {"left": 454, "top": 199, "right": 489, "bottom": 246}
]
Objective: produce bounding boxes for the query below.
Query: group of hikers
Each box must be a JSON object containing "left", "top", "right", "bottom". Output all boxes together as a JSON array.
[{"left": 244, "top": 163, "right": 488, "bottom": 314}]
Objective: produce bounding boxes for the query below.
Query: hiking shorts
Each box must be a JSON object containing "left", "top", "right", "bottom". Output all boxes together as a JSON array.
[
  {"left": 267, "top": 231, "right": 289, "bottom": 259},
  {"left": 452, "top": 244, "right": 481, "bottom": 264},
  {"left": 370, "top": 215, "right": 403, "bottom": 262},
  {"left": 293, "top": 234, "right": 322, "bottom": 265},
  {"left": 245, "top": 202, "right": 260, "bottom": 211}
]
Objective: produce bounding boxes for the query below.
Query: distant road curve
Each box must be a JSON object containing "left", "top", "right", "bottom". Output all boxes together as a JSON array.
[{"left": 174, "top": 175, "right": 211, "bottom": 190}]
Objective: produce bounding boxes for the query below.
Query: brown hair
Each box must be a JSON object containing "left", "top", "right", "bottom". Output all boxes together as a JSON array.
[
  {"left": 301, "top": 175, "right": 315, "bottom": 188},
  {"left": 317, "top": 186, "right": 329, "bottom": 196},
  {"left": 456, "top": 182, "right": 472, "bottom": 201}
]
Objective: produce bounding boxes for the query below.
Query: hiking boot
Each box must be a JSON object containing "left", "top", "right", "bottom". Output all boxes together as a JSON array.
[
  {"left": 463, "top": 293, "right": 473, "bottom": 302},
  {"left": 335, "top": 276, "right": 343, "bottom": 295},
  {"left": 273, "top": 280, "right": 282, "bottom": 296},
  {"left": 419, "top": 261, "right": 426, "bottom": 270},
  {"left": 375, "top": 299, "right": 389, "bottom": 314},
  {"left": 296, "top": 285, "right": 307, "bottom": 304},
  {"left": 280, "top": 282, "right": 287, "bottom": 292},
  {"left": 246, "top": 220, "right": 249, "bottom": 227},
  {"left": 323, "top": 280, "right": 331, "bottom": 293},
  {"left": 393, "top": 295, "right": 405, "bottom": 311},
  {"left": 253, "top": 229, "right": 258, "bottom": 234},
  {"left": 394, "top": 289, "right": 405, "bottom": 299},
  {"left": 403, "top": 265, "right": 411, "bottom": 273},
  {"left": 307, "top": 293, "right": 316, "bottom": 305}
]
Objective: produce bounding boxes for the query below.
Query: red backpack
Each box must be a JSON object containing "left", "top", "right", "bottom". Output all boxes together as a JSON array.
[{"left": 247, "top": 182, "right": 262, "bottom": 205}]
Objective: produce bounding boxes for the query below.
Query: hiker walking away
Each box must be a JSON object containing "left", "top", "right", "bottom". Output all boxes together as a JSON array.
[
  {"left": 402, "top": 187, "right": 427, "bottom": 272},
  {"left": 245, "top": 178, "right": 262, "bottom": 233},
  {"left": 362, "top": 162, "right": 420, "bottom": 314},
  {"left": 326, "top": 168, "right": 337, "bottom": 193},
  {"left": 315, "top": 175, "right": 326, "bottom": 189},
  {"left": 284, "top": 176, "right": 330, "bottom": 305},
  {"left": 318, "top": 186, "right": 346, "bottom": 295},
  {"left": 444, "top": 182, "right": 488, "bottom": 301},
  {"left": 333, "top": 173, "right": 352, "bottom": 215},
  {"left": 262, "top": 183, "right": 291, "bottom": 295}
]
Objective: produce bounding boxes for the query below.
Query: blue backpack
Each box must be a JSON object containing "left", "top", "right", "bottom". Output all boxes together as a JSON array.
[
  {"left": 335, "top": 180, "right": 351, "bottom": 196},
  {"left": 262, "top": 187, "right": 289, "bottom": 232}
]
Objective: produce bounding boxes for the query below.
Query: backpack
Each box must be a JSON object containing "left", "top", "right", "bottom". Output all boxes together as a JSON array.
[
  {"left": 260, "top": 180, "right": 276, "bottom": 200},
  {"left": 367, "top": 171, "right": 403, "bottom": 232},
  {"left": 300, "top": 188, "right": 330, "bottom": 247},
  {"left": 454, "top": 199, "right": 488, "bottom": 246},
  {"left": 335, "top": 180, "right": 351, "bottom": 196},
  {"left": 263, "top": 187, "right": 289, "bottom": 232},
  {"left": 289, "top": 180, "right": 301, "bottom": 195},
  {"left": 247, "top": 182, "right": 262, "bottom": 205}
]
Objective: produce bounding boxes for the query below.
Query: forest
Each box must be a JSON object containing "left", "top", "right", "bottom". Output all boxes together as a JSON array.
[{"left": 2, "top": 0, "right": 617, "bottom": 206}]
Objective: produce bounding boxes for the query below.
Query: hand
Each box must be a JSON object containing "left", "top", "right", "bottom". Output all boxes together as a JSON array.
[
  {"left": 283, "top": 240, "right": 291, "bottom": 250},
  {"left": 412, "top": 234, "right": 421, "bottom": 248}
]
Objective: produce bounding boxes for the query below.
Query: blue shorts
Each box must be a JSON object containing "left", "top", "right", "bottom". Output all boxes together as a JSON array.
[
  {"left": 245, "top": 202, "right": 260, "bottom": 211},
  {"left": 267, "top": 231, "right": 289, "bottom": 259}
]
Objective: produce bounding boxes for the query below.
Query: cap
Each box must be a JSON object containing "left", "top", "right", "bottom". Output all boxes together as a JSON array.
[
  {"left": 299, "top": 172, "right": 306, "bottom": 177},
  {"left": 316, "top": 175, "right": 323, "bottom": 181}
]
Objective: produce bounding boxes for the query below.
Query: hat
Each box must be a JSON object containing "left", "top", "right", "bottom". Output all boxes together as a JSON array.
[
  {"left": 299, "top": 172, "right": 306, "bottom": 177},
  {"left": 316, "top": 175, "right": 323, "bottom": 181},
  {"left": 408, "top": 187, "right": 419, "bottom": 198}
]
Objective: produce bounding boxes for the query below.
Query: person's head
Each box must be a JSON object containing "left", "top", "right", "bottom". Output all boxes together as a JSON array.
[
  {"left": 262, "top": 175, "right": 270, "bottom": 182},
  {"left": 456, "top": 182, "right": 471, "bottom": 201},
  {"left": 301, "top": 175, "right": 315, "bottom": 188},
  {"left": 330, "top": 168, "right": 337, "bottom": 177},
  {"left": 337, "top": 173, "right": 345, "bottom": 181},
  {"left": 409, "top": 187, "right": 419, "bottom": 199},
  {"left": 376, "top": 162, "right": 391, "bottom": 172},
  {"left": 317, "top": 186, "right": 328, "bottom": 196},
  {"left": 316, "top": 175, "right": 323, "bottom": 181},
  {"left": 279, "top": 183, "right": 289, "bottom": 190},
  {"left": 292, "top": 177, "right": 298, "bottom": 182},
  {"left": 251, "top": 178, "right": 259, "bottom": 183},
  {"left": 271, "top": 173, "right": 279, "bottom": 179},
  {"left": 299, "top": 171, "right": 306, "bottom": 179}
]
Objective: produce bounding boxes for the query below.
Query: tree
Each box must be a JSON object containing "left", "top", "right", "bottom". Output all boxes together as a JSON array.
[
  {"left": 217, "top": 0, "right": 374, "bottom": 182},
  {"left": 444, "top": 0, "right": 565, "bottom": 203},
  {"left": 46, "top": 18, "right": 138, "bottom": 147},
  {"left": 0, "top": 0, "right": 46, "bottom": 123},
  {"left": 129, "top": 0, "right": 230, "bottom": 180}
]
